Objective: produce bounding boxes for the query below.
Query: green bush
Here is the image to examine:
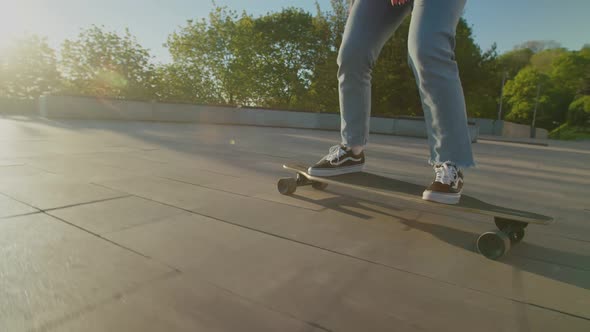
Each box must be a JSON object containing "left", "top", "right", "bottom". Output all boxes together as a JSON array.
[
  {"left": 549, "top": 123, "right": 590, "bottom": 140},
  {"left": 566, "top": 96, "right": 590, "bottom": 125}
]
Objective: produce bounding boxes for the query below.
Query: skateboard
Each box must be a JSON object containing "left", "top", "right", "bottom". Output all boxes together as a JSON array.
[{"left": 278, "top": 162, "right": 553, "bottom": 260}]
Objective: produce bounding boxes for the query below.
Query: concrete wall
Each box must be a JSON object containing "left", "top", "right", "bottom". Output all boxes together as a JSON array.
[
  {"left": 469, "top": 118, "right": 503, "bottom": 136},
  {"left": 39, "top": 95, "right": 480, "bottom": 142},
  {"left": 535, "top": 128, "right": 549, "bottom": 139},
  {"left": 502, "top": 121, "right": 548, "bottom": 139},
  {"left": 469, "top": 117, "right": 548, "bottom": 139},
  {"left": 0, "top": 98, "right": 37, "bottom": 115},
  {"left": 40, "top": 95, "right": 155, "bottom": 120}
]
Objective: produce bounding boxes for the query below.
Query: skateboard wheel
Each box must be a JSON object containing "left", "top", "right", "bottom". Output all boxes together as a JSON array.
[
  {"left": 312, "top": 182, "right": 328, "bottom": 191},
  {"left": 277, "top": 177, "right": 297, "bottom": 195},
  {"left": 476, "top": 231, "right": 511, "bottom": 260}
]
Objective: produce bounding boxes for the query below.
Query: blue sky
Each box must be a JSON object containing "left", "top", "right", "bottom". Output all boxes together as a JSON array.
[{"left": 1, "top": 0, "right": 588, "bottom": 63}]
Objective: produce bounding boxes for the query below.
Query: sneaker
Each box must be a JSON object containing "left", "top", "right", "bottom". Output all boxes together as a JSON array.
[
  {"left": 422, "top": 162, "right": 463, "bottom": 204},
  {"left": 308, "top": 145, "right": 365, "bottom": 176}
]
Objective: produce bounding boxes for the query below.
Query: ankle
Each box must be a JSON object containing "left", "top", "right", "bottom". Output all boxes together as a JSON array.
[{"left": 350, "top": 145, "right": 364, "bottom": 156}]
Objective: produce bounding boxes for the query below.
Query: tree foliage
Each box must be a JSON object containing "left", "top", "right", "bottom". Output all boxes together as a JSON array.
[
  {"left": 514, "top": 40, "right": 562, "bottom": 54},
  {"left": 550, "top": 48, "right": 590, "bottom": 96},
  {"left": 567, "top": 96, "right": 590, "bottom": 126},
  {"left": 497, "top": 48, "right": 534, "bottom": 78},
  {"left": 0, "top": 35, "right": 61, "bottom": 99},
  {"left": 503, "top": 67, "right": 551, "bottom": 124},
  {"left": 60, "top": 26, "right": 157, "bottom": 99},
  {"left": 0, "top": 3, "right": 587, "bottom": 133}
]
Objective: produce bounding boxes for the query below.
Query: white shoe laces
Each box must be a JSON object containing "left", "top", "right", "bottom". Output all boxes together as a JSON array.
[
  {"left": 325, "top": 145, "right": 346, "bottom": 165},
  {"left": 434, "top": 163, "right": 457, "bottom": 185}
]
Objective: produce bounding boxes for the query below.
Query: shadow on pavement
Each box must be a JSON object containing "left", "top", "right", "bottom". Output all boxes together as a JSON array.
[{"left": 289, "top": 190, "right": 590, "bottom": 291}]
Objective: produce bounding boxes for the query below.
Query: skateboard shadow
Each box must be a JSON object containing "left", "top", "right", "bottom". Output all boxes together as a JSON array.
[
  {"left": 290, "top": 167, "right": 553, "bottom": 223},
  {"left": 290, "top": 192, "right": 405, "bottom": 220},
  {"left": 289, "top": 190, "right": 590, "bottom": 291}
]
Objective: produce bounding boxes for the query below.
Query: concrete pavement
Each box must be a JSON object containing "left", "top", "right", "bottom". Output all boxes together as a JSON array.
[{"left": 1, "top": 115, "right": 589, "bottom": 331}]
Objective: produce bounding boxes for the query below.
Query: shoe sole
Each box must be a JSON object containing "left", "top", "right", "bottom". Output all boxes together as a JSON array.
[
  {"left": 308, "top": 164, "right": 364, "bottom": 177},
  {"left": 422, "top": 190, "right": 461, "bottom": 205}
]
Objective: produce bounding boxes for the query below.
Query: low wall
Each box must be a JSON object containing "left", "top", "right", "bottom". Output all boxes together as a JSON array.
[
  {"left": 0, "top": 98, "right": 37, "bottom": 115},
  {"left": 470, "top": 118, "right": 503, "bottom": 136},
  {"left": 39, "top": 95, "right": 480, "bottom": 142},
  {"left": 469, "top": 118, "right": 548, "bottom": 139},
  {"left": 502, "top": 121, "right": 548, "bottom": 139}
]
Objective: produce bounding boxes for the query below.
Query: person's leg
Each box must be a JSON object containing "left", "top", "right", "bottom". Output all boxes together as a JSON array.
[
  {"left": 407, "top": 0, "right": 474, "bottom": 169},
  {"left": 339, "top": 0, "right": 412, "bottom": 150},
  {"left": 309, "top": 0, "right": 412, "bottom": 177},
  {"left": 407, "top": 0, "right": 474, "bottom": 204}
]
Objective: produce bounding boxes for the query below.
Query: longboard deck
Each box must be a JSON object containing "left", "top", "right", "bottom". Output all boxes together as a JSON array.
[{"left": 284, "top": 162, "right": 553, "bottom": 225}]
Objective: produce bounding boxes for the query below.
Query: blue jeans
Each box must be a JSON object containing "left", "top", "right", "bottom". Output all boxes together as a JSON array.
[{"left": 338, "top": 0, "right": 475, "bottom": 168}]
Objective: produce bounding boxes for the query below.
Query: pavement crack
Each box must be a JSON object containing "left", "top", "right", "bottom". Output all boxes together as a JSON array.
[
  {"left": 42, "top": 194, "right": 132, "bottom": 212},
  {"left": 0, "top": 210, "right": 43, "bottom": 219},
  {"left": 43, "top": 211, "right": 181, "bottom": 274}
]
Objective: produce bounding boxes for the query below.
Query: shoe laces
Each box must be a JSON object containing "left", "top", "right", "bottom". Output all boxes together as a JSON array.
[
  {"left": 434, "top": 163, "right": 457, "bottom": 185},
  {"left": 325, "top": 145, "right": 347, "bottom": 164}
]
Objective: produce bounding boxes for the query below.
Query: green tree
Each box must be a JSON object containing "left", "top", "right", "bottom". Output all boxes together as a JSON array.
[
  {"left": 497, "top": 48, "right": 534, "bottom": 78},
  {"left": 371, "top": 17, "right": 419, "bottom": 116},
  {"left": 306, "top": 0, "right": 349, "bottom": 113},
  {"left": 253, "top": 7, "right": 327, "bottom": 108},
  {"left": 0, "top": 35, "right": 61, "bottom": 99},
  {"left": 167, "top": 4, "right": 336, "bottom": 109},
  {"left": 550, "top": 47, "right": 590, "bottom": 97},
  {"left": 579, "top": 45, "right": 590, "bottom": 95},
  {"left": 164, "top": 2, "right": 497, "bottom": 118},
  {"left": 514, "top": 40, "right": 562, "bottom": 53},
  {"left": 370, "top": 17, "right": 498, "bottom": 118},
  {"left": 538, "top": 46, "right": 590, "bottom": 128},
  {"left": 454, "top": 20, "right": 499, "bottom": 119},
  {"left": 566, "top": 96, "right": 590, "bottom": 126},
  {"left": 167, "top": 6, "right": 260, "bottom": 105},
  {"left": 153, "top": 63, "right": 217, "bottom": 103},
  {"left": 530, "top": 48, "right": 568, "bottom": 74},
  {"left": 61, "top": 26, "right": 157, "bottom": 99},
  {"left": 503, "top": 66, "right": 568, "bottom": 129},
  {"left": 503, "top": 67, "right": 549, "bottom": 124}
]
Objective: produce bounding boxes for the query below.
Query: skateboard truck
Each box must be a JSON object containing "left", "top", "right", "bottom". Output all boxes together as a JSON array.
[{"left": 278, "top": 173, "right": 327, "bottom": 195}]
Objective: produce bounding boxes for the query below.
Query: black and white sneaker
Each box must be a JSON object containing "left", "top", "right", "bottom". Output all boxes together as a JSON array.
[
  {"left": 422, "top": 162, "right": 464, "bottom": 204},
  {"left": 308, "top": 145, "right": 365, "bottom": 177}
]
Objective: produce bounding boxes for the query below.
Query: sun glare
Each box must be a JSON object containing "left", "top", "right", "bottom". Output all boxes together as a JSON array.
[{"left": 0, "top": 2, "right": 46, "bottom": 52}]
